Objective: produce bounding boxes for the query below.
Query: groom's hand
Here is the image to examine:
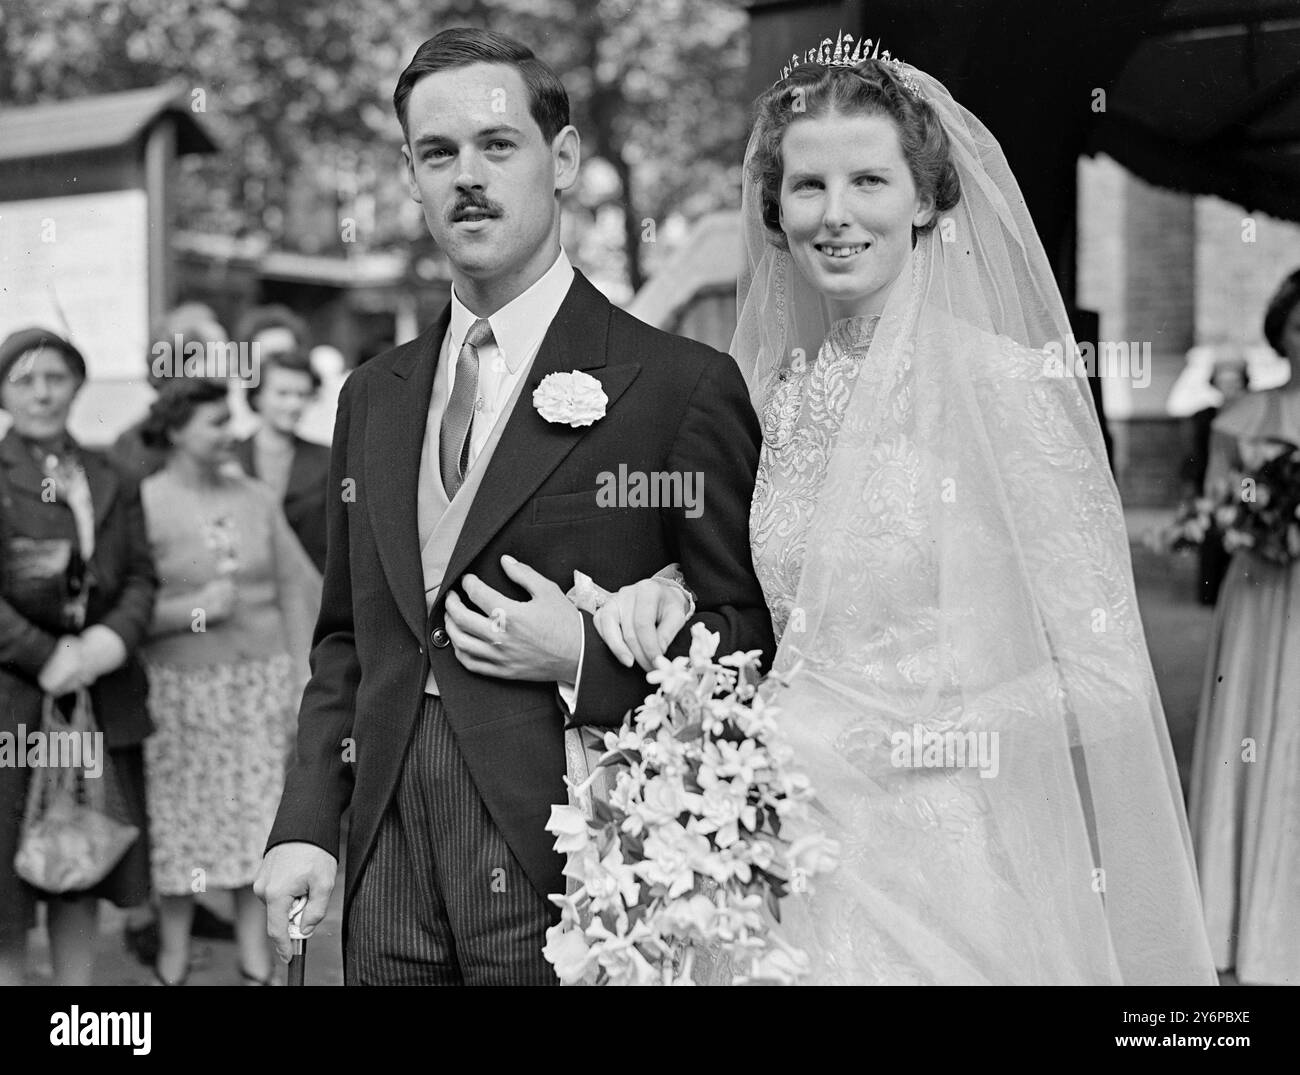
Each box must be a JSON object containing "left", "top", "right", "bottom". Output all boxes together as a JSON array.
[
  {"left": 254, "top": 841, "right": 337, "bottom": 964},
  {"left": 445, "top": 554, "right": 581, "bottom": 682}
]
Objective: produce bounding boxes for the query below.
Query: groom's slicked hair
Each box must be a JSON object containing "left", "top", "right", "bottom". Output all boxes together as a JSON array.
[{"left": 394, "top": 27, "right": 570, "bottom": 143}]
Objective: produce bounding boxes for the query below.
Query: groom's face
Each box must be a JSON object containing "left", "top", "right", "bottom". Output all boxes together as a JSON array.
[{"left": 401, "top": 64, "right": 578, "bottom": 294}]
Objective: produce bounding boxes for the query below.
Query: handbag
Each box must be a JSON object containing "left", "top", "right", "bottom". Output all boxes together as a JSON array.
[{"left": 13, "top": 689, "right": 140, "bottom": 893}]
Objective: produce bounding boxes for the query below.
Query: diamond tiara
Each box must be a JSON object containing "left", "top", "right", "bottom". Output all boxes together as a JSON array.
[{"left": 776, "top": 30, "right": 923, "bottom": 99}]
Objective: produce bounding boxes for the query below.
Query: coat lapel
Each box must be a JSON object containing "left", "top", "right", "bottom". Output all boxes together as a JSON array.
[
  {"left": 0, "top": 430, "right": 119, "bottom": 532},
  {"left": 0, "top": 430, "right": 44, "bottom": 501},
  {"left": 79, "top": 450, "right": 120, "bottom": 534},
  {"left": 439, "top": 273, "right": 640, "bottom": 595},
  {"left": 366, "top": 314, "right": 448, "bottom": 644}
]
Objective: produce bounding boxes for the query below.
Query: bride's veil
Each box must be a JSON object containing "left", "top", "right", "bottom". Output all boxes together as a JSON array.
[{"left": 733, "top": 58, "right": 1217, "bottom": 983}]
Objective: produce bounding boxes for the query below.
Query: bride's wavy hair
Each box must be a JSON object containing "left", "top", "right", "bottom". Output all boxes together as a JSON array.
[{"left": 750, "top": 59, "right": 961, "bottom": 248}]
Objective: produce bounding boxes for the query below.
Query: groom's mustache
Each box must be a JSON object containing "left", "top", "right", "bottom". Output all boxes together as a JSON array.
[{"left": 448, "top": 193, "right": 505, "bottom": 223}]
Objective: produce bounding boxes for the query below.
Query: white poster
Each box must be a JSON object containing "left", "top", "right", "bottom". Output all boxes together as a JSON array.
[{"left": 0, "top": 189, "right": 151, "bottom": 443}]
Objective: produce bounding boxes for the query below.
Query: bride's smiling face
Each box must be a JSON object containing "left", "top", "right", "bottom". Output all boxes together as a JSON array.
[{"left": 779, "top": 111, "right": 935, "bottom": 320}]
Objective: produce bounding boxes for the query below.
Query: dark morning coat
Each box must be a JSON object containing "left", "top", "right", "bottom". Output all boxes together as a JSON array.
[{"left": 266, "top": 270, "right": 775, "bottom": 932}]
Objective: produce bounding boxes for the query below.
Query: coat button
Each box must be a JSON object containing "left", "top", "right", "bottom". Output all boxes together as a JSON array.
[{"left": 431, "top": 627, "right": 450, "bottom": 649}]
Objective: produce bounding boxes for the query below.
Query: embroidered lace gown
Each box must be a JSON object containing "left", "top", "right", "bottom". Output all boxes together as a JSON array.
[{"left": 748, "top": 316, "right": 1154, "bottom": 984}]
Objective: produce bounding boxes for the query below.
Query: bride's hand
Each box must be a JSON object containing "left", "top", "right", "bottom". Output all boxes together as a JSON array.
[{"left": 593, "top": 577, "right": 694, "bottom": 671}]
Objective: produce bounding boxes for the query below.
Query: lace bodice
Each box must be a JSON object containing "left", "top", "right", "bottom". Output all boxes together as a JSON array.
[
  {"left": 746, "top": 319, "right": 1162, "bottom": 984},
  {"left": 752, "top": 316, "right": 876, "bottom": 632},
  {"left": 750, "top": 314, "right": 950, "bottom": 703}
]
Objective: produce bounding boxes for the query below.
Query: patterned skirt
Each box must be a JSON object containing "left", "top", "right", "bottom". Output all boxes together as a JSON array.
[{"left": 142, "top": 654, "right": 295, "bottom": 896}]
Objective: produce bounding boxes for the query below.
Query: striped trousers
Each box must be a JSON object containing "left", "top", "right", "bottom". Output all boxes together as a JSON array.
[{"left": 344, "top": 694, "right": 555, "bottom": 985}]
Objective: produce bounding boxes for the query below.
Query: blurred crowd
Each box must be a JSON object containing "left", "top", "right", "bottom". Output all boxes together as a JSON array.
[{"left": 0, "top": 300, "right": 339, "bottom": 985}]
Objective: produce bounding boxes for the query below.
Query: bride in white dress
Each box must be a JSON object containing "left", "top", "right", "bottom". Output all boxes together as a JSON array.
[{"left": 591, "top": 44, "right": 1216, "bottom": 984}]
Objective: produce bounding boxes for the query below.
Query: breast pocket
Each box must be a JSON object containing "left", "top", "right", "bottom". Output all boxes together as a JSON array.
[{"left": 531, "top": 488, "right": 629, "bottom": 526}]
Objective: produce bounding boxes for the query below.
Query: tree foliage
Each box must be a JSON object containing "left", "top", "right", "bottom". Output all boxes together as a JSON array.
[{"left": 0, "top": 0, "right": 749, "bottom": 292}]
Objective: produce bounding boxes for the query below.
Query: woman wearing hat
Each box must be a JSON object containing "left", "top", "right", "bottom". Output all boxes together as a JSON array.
[{"left": 0, "top": 327, "right": 157, "bottom": 985}]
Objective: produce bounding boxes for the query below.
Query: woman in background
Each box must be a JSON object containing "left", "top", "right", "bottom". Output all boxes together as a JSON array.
[
  {"left": 0, "top": 328, "right": 156, "bottom": 985},
  {"left": 296, "top": 345, "right": 350, "bottom": 448},
  {"left": 109, "top": 302, "right": 230, "bottom": 486},
  {"left": 228, "top": 304, "right": 312, "bottom": 440},
  {"left": 234, "top": 350, "right": 330, "bottom": 573},
  {"left": 1171, "top": 350, "right": 1251, "bottom": 605},
  {"left": 138, "top": 379, "right": 320, "bottom": 986},
  {"left": 1189, "top": 267, "right": 1300, "bottom": 986}
]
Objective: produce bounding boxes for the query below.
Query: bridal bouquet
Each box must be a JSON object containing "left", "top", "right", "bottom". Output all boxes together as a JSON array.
[
  {"left": 1149, "top": 496, "right": 1217, "bottom": 555},
  {"left": 543, "top": 623, "right": 838, "bottom": 986},
  {"left": 1150, "top": 438, "right": 1300, "bottom": 565}
]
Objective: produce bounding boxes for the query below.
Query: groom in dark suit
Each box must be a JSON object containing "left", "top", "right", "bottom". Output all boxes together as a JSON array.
[{"left": 255, "top": 27, "right": 773, "bottom": 985}]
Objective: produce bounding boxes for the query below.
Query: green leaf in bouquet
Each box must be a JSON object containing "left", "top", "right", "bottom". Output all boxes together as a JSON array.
[
  {"left": 764, "top": 887, "right": 782, "bottom": 923},
  {"left": 676, "top": 722, "right": 706, "bottom": 743},
  {"left": 597, "top": 827, "right": 616, "bottom": 857},
  {"left": 592, "top": 796, "right": 617, "bottom": 826}
]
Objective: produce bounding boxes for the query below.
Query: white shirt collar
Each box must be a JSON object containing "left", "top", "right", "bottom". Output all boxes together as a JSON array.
[{"left": 448, "top": 249, "right": 575, "bottom": 375}]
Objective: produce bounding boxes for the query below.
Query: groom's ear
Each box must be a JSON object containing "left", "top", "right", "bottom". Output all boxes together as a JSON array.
[
  {"left": 551, "top": 125, "right": 581, "bottom": 194},
  {"left": 401, "top": 144, "right": 422, "bottom": 204}
]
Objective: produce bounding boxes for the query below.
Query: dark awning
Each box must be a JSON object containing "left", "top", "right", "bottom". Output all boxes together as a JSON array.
[{"left": 1094, "top": 0, "right": 1300, "bottom": 222}]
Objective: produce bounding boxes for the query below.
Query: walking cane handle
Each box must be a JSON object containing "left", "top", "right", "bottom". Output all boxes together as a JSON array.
[
  {"left": 288, "top": 895, "right": 309, "bottom": 941},
  {"left": 287, "top": 895, "right": 308, "bottom": 986}
]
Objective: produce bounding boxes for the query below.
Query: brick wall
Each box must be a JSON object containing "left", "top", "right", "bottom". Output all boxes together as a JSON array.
[
  {"left": 1194, "top": 195, "right": 1300, "bottom": 345},
  {"left": 1076, "top": 154, "right": 1300, "bottom": 505}
]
